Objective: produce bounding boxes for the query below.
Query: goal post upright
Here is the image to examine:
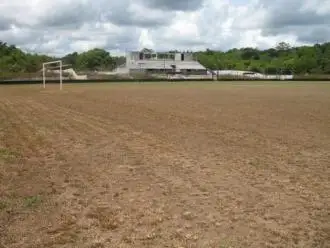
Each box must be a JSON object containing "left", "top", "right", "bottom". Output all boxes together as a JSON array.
[
  {"left": 42, "top": 60, "right": 63, "bottom": 90},
  {"left": 43, "top": 63, "right": 46, "bottom": 88},
  {"left": 59, "top": 60, "right": 62, "bottom": 90}
]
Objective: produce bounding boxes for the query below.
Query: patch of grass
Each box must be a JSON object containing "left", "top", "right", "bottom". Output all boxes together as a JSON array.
[
  {"left": 55, "top": 152, "right": 66, "bottom": 161},
  {"left": 0, "top": 200, "right": 8, "bottom": 210},
  {"left": 86, "top": 207, "right": 121, "bottom": 230},
  {"left": 248, "top": 158, "right": 266, "bottom": 168},
  {"left": 24, "top": 195, "right": 42, "bottom": 208},
  {"left": 219, "top": 241, "right": 235, "bottom": 248},
  {"left": 90, "top": 242, "right": 105, "bottom": 248},
  {"left": 0, "top": 148, "right": 21, "bottom": 162}
]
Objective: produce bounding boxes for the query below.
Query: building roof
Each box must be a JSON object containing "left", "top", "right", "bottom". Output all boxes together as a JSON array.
[
  {"left": 177, "top": 61, "right": 206, "bottom": 70},
  {"left": 126, "top": 60, "right": 206, "bottom": 70}
]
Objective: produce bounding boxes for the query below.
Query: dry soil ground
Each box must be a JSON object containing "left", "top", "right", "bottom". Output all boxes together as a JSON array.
[{"left": 0, "top": 82, "right": 330, "bottom": 248}]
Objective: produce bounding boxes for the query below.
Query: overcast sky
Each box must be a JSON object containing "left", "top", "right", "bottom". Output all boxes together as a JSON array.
[{"left": 1, "top": 0, "right": 330, "bottom": 56}]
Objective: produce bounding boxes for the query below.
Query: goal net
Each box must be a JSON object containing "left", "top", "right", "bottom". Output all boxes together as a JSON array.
[{"left": 42, "top": 60, "right": 63, "bottom": 90}]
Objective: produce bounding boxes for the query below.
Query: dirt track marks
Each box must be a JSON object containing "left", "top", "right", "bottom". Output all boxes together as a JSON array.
[{"left": 1, "top": 83, "right": 330, "bottom": 247}]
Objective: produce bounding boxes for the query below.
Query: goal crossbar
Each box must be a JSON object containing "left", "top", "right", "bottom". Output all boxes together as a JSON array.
[{"left": 42, "top": 60, "right": 63, "bottom": 90}]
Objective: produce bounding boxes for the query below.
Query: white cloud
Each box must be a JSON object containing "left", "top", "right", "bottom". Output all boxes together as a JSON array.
[
  {"left": 0, "top": 0, "right": 329, "bottom": 56},
  {"left": 301, "top": 0, "right": 330, "bottom": 14},
  {"left": 138, "top": 29, "right": 155, "bottom": 50}
]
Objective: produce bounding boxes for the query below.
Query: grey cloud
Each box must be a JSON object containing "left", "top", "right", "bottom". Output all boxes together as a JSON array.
[
  {"left": 260, "top": 0, "right": 330, "bottom": 43},
  {"left": 40, "top": 3, "right": 96, "bottom": 29},
  {"left": 0, "top": 0, "right": 203, "bottom": 55},
  {"left": 292, "top": 25, "right": 330, "bottom": 43},
  {"left": 0, "top": 29, "right": 43, "bottom": 47},
  {"left": 152, "top": 36, "right": 206, "bottom": 51},
  {"left": 39, "top": 0, "right": 173, "bottom": 30},
  {"left": 101, "top": 1, "right": 175, "bottom": 27},
  {"left": 66, "top": 23, "right": 141, "bottom": 53},
  {"left": 3, "top": 0, "right": 330, "bottom": 57},
  {"left": 142, "top": 0, "right": 204, "bottom": 11},
  {"left": 104, "top": 28, "right": 141, "bottom": 51},
  {"left": 105, "top": 10, "right": 173, "bottom": 27},
  {"left": 1, "top": 24, "right": 80, "bottom": 55},
  {"left": 0, "top": 16, "right": 14, "bottom": 31},
  {"left": 266, "top": 10, "right": 328, "bottom": 28}
]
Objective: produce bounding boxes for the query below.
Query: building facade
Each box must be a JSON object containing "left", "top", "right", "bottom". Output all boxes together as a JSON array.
[{"left": 121, "top": 49, "right": 208, "bottom": 76}]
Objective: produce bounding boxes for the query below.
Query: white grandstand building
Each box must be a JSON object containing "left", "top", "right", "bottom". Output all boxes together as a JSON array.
[{"left": 113, "top": 49, "right": 208, "bottom": 77}]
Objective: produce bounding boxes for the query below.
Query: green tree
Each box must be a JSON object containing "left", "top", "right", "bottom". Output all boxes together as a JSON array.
[
  {"left": 76, "top": 48, "right": 115, "bottom": 71},
  {"left": 275, "top": 42, "right": 291, "bottom": 51}
]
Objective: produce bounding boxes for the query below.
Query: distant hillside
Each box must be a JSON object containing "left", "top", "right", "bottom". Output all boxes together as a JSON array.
[
  {"left": 195, "top": 42, "right": 330, "bottom": 75},
  {"left": 0, "top": 41, "right": 125, "bottom": 79},
  {"left": 1, "top": 41, "right": 330, "bottom": 78}
]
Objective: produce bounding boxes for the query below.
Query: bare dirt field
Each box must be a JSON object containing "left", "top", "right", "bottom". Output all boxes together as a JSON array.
[{"left": 1, "top": 81, "right": 330, "bottom": 248}]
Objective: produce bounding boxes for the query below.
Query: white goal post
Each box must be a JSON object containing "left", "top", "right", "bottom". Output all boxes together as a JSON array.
[{"left": 42, "top": 60, "right": 63, "bottom": 90}]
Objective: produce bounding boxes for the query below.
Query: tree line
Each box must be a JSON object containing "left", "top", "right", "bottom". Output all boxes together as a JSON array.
[
  {"left": 196, "top": 42, "right": 330, "bottom": 75},
  {"left": 0, "top": 41, "right": 125, "bottom": 74},
  {"left": 1, "top": 41, "right": 330, "bottom": 76}
]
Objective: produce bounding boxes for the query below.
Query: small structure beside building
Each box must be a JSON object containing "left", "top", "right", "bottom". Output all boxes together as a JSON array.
[{"left": 212, "top": 70, "right": 294, "bottom": 80}]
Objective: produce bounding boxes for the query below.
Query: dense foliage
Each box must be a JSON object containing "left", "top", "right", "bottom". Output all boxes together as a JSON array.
[
  {"left": 1, "top": 41, "right": 330, "bottom": 76},
  {"left": 196, "top": 42, "right": 330, "bottom": 75},
  {"left": 0, "top": 41, "right": 125, "bottom": 75},
  {"left": 0, "top": 42, "right": 54, "bottom": 73},
  {"left": 62, "top": 49, "right": 125, "bottom": 71}
]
